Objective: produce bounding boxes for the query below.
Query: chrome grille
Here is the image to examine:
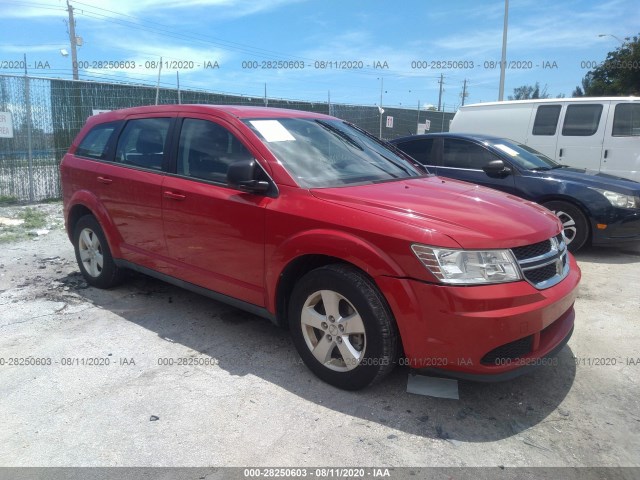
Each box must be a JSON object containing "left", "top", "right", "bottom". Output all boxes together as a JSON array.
[
  {"left": 512, "top": 234, "right": 569, "bottom": 289},
  {"left": 511, "top": 239, "right": 551, "bottom": 261}
]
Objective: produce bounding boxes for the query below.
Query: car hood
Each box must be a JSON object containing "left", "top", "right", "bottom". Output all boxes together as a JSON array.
[
  {"left": 311, "top": 176, "right": 561, "bottom": 249},
  {"left": 534, "top": 167, "right": 640, "bottom": 194}
]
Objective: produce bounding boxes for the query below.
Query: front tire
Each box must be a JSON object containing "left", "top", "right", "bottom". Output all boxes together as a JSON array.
[
  {"left": 73, "top": 215, "right": 122, "bottom": 288},
  {"left": 542, "top": 200, "right": 589, "bottom": 253},
  {"left": 289, "top": 264, "right": 398, "bottom": 390}
]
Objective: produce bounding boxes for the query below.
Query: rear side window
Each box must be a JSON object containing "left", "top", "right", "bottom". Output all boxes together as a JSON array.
[
  {"left": 562, "top": 104, "right": 603, "bottom": 136},
  {"left": 612, "top": 103, "right": 640, "bottom": 137},
  {"left": 396, "top": 139, "right": 435, "bottom": 165},
  {"left": 532, "top": 105, "right": 561, "bottom": 135},
  {"left": 115, "top": 118, "right": 171, "bottom": 170},
  {"left": 76, "top": 122, "right": 119, "bottom": 160},
  {"left": 177, "top": 118, "right": 253, "bottom": 183},
  {"left": 442, "top": 139, "right": 494, "bottom": 169}
]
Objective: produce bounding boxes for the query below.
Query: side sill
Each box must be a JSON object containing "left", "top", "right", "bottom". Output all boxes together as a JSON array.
[{"left": 114, "top": 259, "right": 277, "bottom": 325}]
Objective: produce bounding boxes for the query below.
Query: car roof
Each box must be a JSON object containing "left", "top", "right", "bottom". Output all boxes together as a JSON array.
[
  {"left": 86, "top": 104, "right": 336, "bottom": 122},
  {"left": 391, "top": 132, "right": 508, "bottom": 144},
  {"left": 459, "top": 97, "right": 639, "bottom": 108}
]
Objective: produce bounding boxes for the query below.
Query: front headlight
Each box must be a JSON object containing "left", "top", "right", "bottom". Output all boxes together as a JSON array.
[
  {"left": 593, "top": 188, "right": 639, "bottom": 209},
  {"left": 411, "top": 245, "right": 522, "bottom": 285}
]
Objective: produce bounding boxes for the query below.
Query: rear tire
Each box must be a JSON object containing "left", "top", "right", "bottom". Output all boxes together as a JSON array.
[
  {"left": 73, "top": 215, "right": 122, "bottom": 288},
  {"left": 542, "top": 200, "right": 589, "bottom": 253},
  {"left": 289, "top": 264, "right": 398, "bottom": 390}
]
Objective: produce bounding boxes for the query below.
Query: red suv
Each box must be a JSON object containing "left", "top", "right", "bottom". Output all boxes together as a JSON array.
[{"left": 61, "top": 105, "right": 580, "bottom": 390}]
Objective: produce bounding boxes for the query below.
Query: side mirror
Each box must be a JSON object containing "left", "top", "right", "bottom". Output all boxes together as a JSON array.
[
  {"left": 482, "top": 159, "right": 512, "bottom": 178},
  {"left": 227, "top": 159, "right": 270, "bottom": 194}
]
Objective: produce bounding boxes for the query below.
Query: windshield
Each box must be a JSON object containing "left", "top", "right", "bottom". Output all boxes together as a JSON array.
[
  {"left": 489, "top": 140, "right": 560, "bottom": 171},
  {"left": 244, "top": 118, "right": 422, "bottom": 187}
]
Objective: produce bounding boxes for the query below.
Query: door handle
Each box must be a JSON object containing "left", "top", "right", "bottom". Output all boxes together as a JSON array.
[
  {"left": 558, "top": 148, "right": 563, "bottom": 157},
  {"left": 604, "top": 149, "right": 608, "bottom": 159},
  {"left": 163, "top": 191, "right": 186, "bottom": 200},
  {"left": 97, "top": 176, "right": 112, "bottom": 184}
]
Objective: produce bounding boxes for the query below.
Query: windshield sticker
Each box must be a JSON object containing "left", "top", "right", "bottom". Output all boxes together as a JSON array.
[
  {"left": 250, "top": 120, "right": 296, "bottom": 142},
  {"left": 494, "top": 144, "right": 519, "bottom": 157}
]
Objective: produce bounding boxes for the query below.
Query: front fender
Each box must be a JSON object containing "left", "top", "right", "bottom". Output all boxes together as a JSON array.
[{"left": 265, "top": 228, "right": 406, "bottom": 313}]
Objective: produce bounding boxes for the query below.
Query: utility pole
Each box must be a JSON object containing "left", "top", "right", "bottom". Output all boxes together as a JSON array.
[
  {"left": 461, "top": 79, "right": 468, "bottom": 106},
  {"left": 498, "top": 0, "right": 509, "bottom": 101},
  {"left": 155, "top": 57, "right": 162, "bottom": 105},
  {"left": 66, "top": 0, "right": 79, "bottom": 80},
  {"left": 437, "top": 74, "right": 444, "bottom": 111},
  {"left": 23, "top": 54, "right": 34, "bottom": 202}
]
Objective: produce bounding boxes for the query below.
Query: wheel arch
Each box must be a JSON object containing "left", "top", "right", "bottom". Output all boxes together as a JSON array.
[
  {"left": 65, "top": 191, "right": 123, "bottom": 258},
  {"left": 537, "top": 195, "right": 592, "bottom": 242},
  {"left": 269, "top": 230, "right": 405, "bottom": 329}
]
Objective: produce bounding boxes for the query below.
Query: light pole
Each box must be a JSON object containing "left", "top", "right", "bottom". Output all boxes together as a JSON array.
[
  {"left": 498, "top": 0, "right": 509, "bottom": 101},
  {"left": 598, "top": 33, "right": 626, "bottom": 45},
  {"left": 377, "top": 77, "right": 384, "bottom": 138}
]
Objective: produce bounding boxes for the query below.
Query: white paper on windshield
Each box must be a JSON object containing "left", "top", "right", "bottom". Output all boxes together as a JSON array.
[
  {"left": 494, "top": 144, "right": 519, "bottom": 157},
  {"left": 250, "top": 120, "right": 295, "bottom": 142}
]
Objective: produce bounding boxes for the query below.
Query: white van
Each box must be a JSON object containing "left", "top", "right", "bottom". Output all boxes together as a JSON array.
[{"left": 449, "top": 97, "right": 640, "bottom": 181}]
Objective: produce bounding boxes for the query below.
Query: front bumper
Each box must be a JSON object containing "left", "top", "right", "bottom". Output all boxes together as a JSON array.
[
  {"left": 591, "top": 209, "right": 640, "bottom": 245},
  {"left": 376, "top": 254, "right": 580, "bottom": 380}
]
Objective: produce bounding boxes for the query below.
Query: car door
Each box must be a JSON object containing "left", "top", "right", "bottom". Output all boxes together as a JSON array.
[
  {"left": 556, "top": 102, "right": 609, "bottom": 171},
  {"left": 435, "top": 138, "right": 518, "bottom": 194},
  {"left": 394, "top": 137, "right": 439, "bottom": 170},
  {"left": 161, "top": 114, "right": 271, "bottom": 307},
  {"left": 601, "top": 101, "right": 640, "bottom": 181},
  {"left": 96, "top": 115, "right": 174, "bottom": 268},
  {"left": 527, "top": 103, "right": 562, "bottom": 160}
]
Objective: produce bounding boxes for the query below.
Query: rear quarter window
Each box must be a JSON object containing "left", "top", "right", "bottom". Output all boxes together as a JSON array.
[
  {"left": 396, "top": 138, "right": 435, "bottom": 165},
  {"left": 75, "top": 121, "right": 120, "bottom": 160}
]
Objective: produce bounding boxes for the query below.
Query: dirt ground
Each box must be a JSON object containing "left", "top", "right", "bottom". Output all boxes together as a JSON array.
[{"left": 0, "top": 202, "right": 638, "bottom": 468}]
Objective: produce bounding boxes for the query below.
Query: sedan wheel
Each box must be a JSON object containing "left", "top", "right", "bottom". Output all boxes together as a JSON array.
[{"left": 542, "top": 200, "right": 589, "bottom": 253}]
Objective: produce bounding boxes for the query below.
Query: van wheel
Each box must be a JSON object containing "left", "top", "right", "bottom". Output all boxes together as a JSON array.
[
  {"left": 542, "top": 200, "right": 589, "bottom": 253},
  {"left": 289, "top": 264, "right": 398, "bottom": 390},
  {"left": 73, "top": 215, "right": 122, "bottom": 288}
]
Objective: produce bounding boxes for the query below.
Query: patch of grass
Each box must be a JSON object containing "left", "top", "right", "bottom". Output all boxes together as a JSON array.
[
  {"left": 0, "top": 231, "right": 22, "bottom": 244},
  {"left": 0, "top": 195, "right": 18, "bottom": 205},
  {"left": 18, "top": 207, "right": 47, "bottom": 229}
]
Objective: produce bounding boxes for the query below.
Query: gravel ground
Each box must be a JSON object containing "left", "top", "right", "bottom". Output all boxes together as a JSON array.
[{"left": 0, "top": 202, "right": 638, "bottom": 469}]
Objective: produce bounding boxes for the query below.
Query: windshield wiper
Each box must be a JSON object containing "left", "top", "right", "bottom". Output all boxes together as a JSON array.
[
  {"left": 530, "top": 166, "right": 552, "bottom": 171},
  {"left": 345, "top": 122, "right": 425, "bottom": 175},
  {"left": 315, "top": 120, "right": 364, "bottom": 151}
]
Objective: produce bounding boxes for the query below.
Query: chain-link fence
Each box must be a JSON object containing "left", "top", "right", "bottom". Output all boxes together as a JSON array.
[{"left": 0, "top": 74, "right": 455, "bottom": 204}]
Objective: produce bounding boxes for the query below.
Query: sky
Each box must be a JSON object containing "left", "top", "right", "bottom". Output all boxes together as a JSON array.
[{"left": 0, "top": 0, "right": 638, "bottom": 111}]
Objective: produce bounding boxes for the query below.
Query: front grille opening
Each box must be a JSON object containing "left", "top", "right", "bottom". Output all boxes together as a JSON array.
[
  {"left": 524, "top": 262, "right": 558, "bottom": 284},
  {"left": 511, "top": 239, "right": 551, "bottom": 261},
  {"left": 511, "top": 234, "right": 569, "bottom": 290},
  {"left": 480, "top": 336, "right": 533, "bottom": 365}
]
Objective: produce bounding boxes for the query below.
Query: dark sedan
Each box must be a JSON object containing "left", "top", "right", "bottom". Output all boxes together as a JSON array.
[{"left": 390, "top": 133, "right": 640, "bottom": 252}]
